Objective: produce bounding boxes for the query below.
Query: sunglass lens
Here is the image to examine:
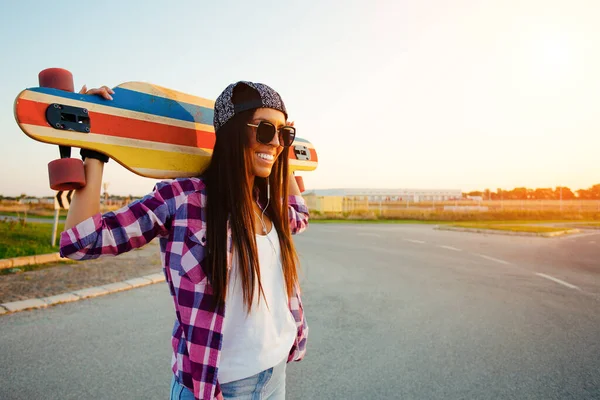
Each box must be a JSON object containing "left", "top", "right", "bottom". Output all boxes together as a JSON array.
[
  {"left": 256, "top": 122, "right": 276, "bottom": 144},
  {"left": 281, "top": 127, "right": 296, "bottom": 147}
]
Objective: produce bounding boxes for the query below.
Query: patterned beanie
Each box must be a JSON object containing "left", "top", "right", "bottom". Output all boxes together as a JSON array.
[{"left": 213, "top": 81, "right": 288, "bottom": 132}]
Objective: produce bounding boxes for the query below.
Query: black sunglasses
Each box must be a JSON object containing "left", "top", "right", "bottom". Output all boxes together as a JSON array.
[{"left": 247, "top": 121, "right": 296, "bottom": 147}]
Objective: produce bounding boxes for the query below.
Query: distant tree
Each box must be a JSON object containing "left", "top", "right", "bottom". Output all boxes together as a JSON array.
[
  {"left": 508, "top": 187, "right": 528, "bottom": 200},
  {"left": 463, "top": 185, "right": 599, "bottom": 200},
  {"left": 576, "top": 189, "right": 591, "bottom": 199},
  {"left": 532, "top": 188, "right": 553, "bottom": 200},
  {"left": 576, "top": 185, "right": 600, "bottom": 199},
  {"left": 590, "top": 184, "right": 600, "bottom": 199},
  {"left": 494, "top": 188, "right": 503, "bottom": 201},
  {"left": 554, "top": 186, "right": 575, "bottom": 200},
  {"left": 483, "top": 188, "right": 491, "bottom": 201}
]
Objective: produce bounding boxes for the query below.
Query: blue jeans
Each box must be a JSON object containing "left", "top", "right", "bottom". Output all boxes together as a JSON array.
[{"left": 170, "top": 358, "right": 287, "bottom": 399}]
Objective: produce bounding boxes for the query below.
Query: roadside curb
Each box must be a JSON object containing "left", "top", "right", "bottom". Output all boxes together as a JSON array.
[
  {"left": 0, "top": 253, "right": 70, "bottom": 271},
  {"left": 0, "top": 272, "right": 165, "bottom": 316},
  {"left": 435, "top": 226, "right": 580, "bottom": 237}
]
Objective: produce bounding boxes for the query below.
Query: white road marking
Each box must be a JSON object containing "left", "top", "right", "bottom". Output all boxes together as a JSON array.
[
  {"left": 438, "top": 245, "right": 462, "bottom": 252},
  {"left": 404, "top": 239, "right": 425, "bottom": 244},
  {"left": 357, "top": 233, "right": 381, "bottom": 237},
  {"left": 535, "top": 273, "right": 581, "bottom": 290},
  {"left": 567, "top": 231, "right": 600, "bottom": 239},
  {"left": 478, "top": 254, "right": 512, "bottom": 265}
]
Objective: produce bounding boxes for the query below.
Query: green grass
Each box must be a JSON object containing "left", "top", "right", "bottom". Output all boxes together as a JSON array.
[
  {"left": 310, "top": 217, "right": 600, "bottom": 225},
  {"left": 465, "top": 219, "right": 595, "bottom": 225},
  {"left": 0, "top": 221, "right": 63, "bottom": 259},
  {"left": 309, "top": 219, "right": 448, "bottom": 224},
  {"left": 570, "top": 222, "right": 600, "bottom": 227},
  {"left": 448, "top": 222, "right": 571, "bottom": 233}
]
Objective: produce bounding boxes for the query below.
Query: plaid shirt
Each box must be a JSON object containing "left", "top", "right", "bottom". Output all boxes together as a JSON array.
[{"left": 60, "top": 177, "right": 309, "bottom": 400}]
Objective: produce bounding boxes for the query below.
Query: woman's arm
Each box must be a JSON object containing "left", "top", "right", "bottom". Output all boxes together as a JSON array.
[
  {"left": 60, "top": 84, "right": 177, "bottom": 260},
  {"left": 60, "top": 181, "right": 175, "bottom": 260},
  {"left": 65, "top": 158, "right": 104, "bottom": 230},
  {"left": 288, "top": 173, "right": 309, "bottom": 234},
  {"left": 288, "top": 173, "right": 302, "bottom": 196},
  {"left": 65, "top": 84, "right": 115, "bottom": 230}
]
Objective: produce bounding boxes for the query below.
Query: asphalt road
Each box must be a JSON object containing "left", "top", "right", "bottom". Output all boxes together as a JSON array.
[{"left": 1, "top": 224, "right": 598, "bottom": 399}]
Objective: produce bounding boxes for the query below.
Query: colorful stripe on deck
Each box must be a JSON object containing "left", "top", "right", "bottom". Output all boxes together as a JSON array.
[
  {"left": 117, "top": 82, "right": 215, "bottom": 109},
  {"left": 28, "top": 87, "right": 215, "bottom": 125},
  {"left": 17, "top": 98, "right": 215, "bottom": 149}
]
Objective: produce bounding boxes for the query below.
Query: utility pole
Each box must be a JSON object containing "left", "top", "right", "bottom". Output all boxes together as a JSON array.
[
  {"left": 103, "top": 182, "right": 110, "bottom": 207},
  {"left": 560, "top": 186, "right": 562, "bottom": 212}
]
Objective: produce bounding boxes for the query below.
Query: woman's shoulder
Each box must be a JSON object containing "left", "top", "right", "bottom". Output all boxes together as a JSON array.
[
  {"left": 147, "top": 177, "right": 207, "bottom": 213},
  {"left": 154, "top": 176, "right": 207, "bottom": 196}
]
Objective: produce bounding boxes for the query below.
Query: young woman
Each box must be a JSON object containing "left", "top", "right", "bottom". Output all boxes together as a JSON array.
[{"left": 60, "top": 81, "right": 310, "bottom": 400}]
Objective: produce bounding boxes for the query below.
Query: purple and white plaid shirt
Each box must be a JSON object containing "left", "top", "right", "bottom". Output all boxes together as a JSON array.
[{"left": 60, "top": 177, "right": 309, "bottom": 400}]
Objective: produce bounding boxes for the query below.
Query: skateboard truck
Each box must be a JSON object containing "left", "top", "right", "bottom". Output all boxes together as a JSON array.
[
  {"left": 46, "top": 103, "right": 91, "bottom": 133},
  {"left": 39, "top": 68, "right": 87, "bottom": 191},
  {"left": 292, "top": 146, "right": 309, "bottom": 192},
  {"left": 293, "top": 145, "right": 311, "bottom": 161}
]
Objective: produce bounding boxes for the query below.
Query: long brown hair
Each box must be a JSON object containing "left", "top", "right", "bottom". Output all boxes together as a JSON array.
[{"left": 203, "top": 109, "right": 300, "bottom": 312}]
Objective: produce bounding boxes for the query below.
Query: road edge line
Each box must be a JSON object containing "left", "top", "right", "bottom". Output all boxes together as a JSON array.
[{"left": 535, "top": 273, "right": 581, "bottom": 291}]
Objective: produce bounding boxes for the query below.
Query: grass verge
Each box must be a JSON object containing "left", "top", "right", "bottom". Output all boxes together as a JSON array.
[
  {"left": 309, "top": 219, "right": 447, "bottom": 224},
  {"left": 570, "top": 222, "right": 600, "bottom": 228},
  {"left": 0, "top": 221, "right": 63, "bottom": 259},
  {"left": 310, "top": 209, "right": 600, "bottom": 222},
  {"left": 448, "top": 222, "right": 571, "bottom": 233}
]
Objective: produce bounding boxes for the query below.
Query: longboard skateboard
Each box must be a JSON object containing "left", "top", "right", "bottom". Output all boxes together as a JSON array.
[{"left": 14, "top": 70, "right": 318, "bottom": 188}]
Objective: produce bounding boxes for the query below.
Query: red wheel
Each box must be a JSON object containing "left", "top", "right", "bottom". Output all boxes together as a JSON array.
[
  {"left": 38, "top": 68, "right": 74, "bottom": 92},
  {"left": 295, "top": 176, "right": 305, "bottom": 193},
  {"left": 40, "top": 68, "right": 81, "bottom": 190},
  {"left": 48, "top": 158, "right": 86, "bottom": 191}
]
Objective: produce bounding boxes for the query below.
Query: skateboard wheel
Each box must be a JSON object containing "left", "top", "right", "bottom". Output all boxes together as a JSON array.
[
  {"left": 295, "top": 176, "right": 305, "bottom": 193},
  {"left": 38, "top": 68, "right": 74, "bottom": 92},
  {"left": 48, "top": 158, "right": 86, "bottom": 191}
]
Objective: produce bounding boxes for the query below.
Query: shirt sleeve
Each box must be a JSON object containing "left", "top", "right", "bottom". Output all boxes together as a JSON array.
[
  {"left": 59, "top": 181, "right": 175, "bottom": 260},
  {"left": 288, "top": 195, "right": 309, "bottom": 234}
]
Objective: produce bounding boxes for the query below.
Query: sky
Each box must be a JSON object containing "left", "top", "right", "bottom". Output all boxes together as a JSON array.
[{"left": 1, "top": 0, "right": 599, "bottom": 197}]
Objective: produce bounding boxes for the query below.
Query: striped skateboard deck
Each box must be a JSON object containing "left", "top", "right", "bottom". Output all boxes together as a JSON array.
[{"left": 14, "top": 82, "right": 318, "bottom": 179}]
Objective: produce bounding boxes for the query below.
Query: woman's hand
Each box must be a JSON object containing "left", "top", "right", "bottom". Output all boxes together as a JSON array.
[{"left": 79, "top": 85, "right": 114, "bottom": 100}]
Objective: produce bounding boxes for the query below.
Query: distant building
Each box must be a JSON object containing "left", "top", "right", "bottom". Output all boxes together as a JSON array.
[
  {"left": 303, "top": 188, "right": 462, "bottom": 213},
  {"left": 466, "top": 195, "right": 483, "bottom": 202},
  {"left": 303, "top": 188, "right": 462, "bottom": 202},
  {"left": 19, "top": 198, "right": 40, "bottom": 204}
]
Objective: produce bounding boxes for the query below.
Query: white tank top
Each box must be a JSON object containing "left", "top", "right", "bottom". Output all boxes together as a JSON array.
[{"left": 218, "top": 227, "right": 297, "bottom": 384}]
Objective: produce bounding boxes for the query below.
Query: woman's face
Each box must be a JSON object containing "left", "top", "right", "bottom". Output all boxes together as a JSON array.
[{"left": 246, "top": 108, "right": 286, "bottom": 178}]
